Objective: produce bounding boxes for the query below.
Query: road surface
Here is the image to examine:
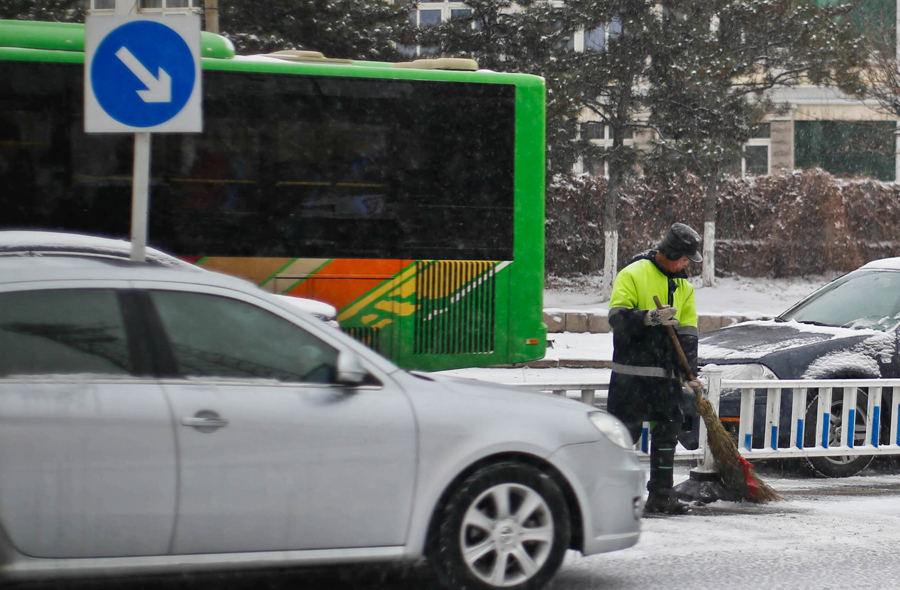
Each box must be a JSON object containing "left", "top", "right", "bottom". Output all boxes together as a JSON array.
[{"left": 26, "top": 460, "right": 900, "bottom": 590}]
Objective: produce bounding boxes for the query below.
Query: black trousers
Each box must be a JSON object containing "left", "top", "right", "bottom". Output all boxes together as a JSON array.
[
  {"left": 608, "top": 373, "right": 683, "bottom": 497},
  {"left": 622, "top": 418, "right": 680, "bottom": 496}
]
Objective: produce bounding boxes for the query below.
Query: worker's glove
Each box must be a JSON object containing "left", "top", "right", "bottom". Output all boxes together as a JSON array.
[
  {"left": 643, "top": 306, "right": 678, "bottom": 327},
  {"left": 686, "top": 379, "right": 704, "bottom": 395}
]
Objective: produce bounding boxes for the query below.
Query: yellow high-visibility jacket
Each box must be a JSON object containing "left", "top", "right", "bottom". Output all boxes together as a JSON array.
[{"left": 608, "top": 253, "right": 698, "bottom": 379}]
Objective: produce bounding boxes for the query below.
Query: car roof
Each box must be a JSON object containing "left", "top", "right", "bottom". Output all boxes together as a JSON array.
[
  {"left": 860, "top": 257, "right": 900, "bottom": 271},
  {"left": 0, "top": 230, "right": 200, "bottom": 271},
  {"left": 0, "top": 231, "right": 341, "bottom": 320},
  {"left": 0, "top": 252, "right": 256, "bottom": 294}
]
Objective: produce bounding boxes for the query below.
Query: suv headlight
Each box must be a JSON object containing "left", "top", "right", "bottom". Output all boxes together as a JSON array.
[{"left": 588, "top": 412, "right": 633, "bottom": 449}]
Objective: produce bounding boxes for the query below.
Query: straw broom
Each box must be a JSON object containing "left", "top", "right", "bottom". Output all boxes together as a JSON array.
[{"left": 653, "top": 296, "right": 780, "bottom": 503}]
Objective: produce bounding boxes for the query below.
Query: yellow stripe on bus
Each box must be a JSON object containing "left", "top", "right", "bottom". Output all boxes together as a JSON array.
[{"left": 338, "top": 264, "right": 417, "bottom": 322}]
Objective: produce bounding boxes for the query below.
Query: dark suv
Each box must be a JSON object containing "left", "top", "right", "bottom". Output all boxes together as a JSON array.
[{"left": 698, "top": 258, "right": 900, "bottom": 476}]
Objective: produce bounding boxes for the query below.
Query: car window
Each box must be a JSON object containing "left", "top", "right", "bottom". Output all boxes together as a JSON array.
[
  {"left": 0, "top": 289, "right": 131, "bottom": 376},
  {"left": 149, "top": 290, "right": 339, "bottom": 383},
  {"left": 782, "top": 270, "right": 900, "bottom": 331}
]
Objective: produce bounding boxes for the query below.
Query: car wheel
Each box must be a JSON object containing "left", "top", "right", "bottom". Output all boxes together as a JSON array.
[
  {"left": 431, "top": 462, "right": 571, "bottom": 590},
  {"left": 804, "top": 388, "right": 874, "bottom": 478}
]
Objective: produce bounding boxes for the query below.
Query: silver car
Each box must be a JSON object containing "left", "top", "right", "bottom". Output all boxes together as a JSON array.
[{"left": 0, "top": 251, "right": 643, "bottom": 590}]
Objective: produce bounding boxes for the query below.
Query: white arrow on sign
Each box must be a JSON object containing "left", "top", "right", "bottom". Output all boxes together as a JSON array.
[{"left": 115, "top": 46, "right": 172, "bottom": 103}]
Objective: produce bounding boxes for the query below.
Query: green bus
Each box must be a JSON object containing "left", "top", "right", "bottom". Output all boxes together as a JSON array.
[{"left": 0, "top": 19, "right": 547, "bottom": 371}]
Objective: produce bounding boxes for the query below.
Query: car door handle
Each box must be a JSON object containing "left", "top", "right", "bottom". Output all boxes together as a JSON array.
[{"left": 181, "top": 410, "right": 229, "bottom": 433}]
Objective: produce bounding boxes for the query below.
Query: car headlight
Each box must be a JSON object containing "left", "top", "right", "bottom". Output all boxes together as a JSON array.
[
  {"left": 713, "top": 363, "right": 778, "bottom": 381},
  {"left": 588, "top": 412, "right": 633, "bottom": 449}
]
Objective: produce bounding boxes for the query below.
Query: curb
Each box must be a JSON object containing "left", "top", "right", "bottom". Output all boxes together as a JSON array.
[
  {"left": 501, "top": 359, "right": 613, "bottom": 369},
  {"left": 543, "top": 310, "right": 772, "bottom": 334}
]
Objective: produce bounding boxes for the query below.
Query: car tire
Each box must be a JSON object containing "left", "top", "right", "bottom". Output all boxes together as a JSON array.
[
  {"left": 803, "top": 388, "right": 874, "bottom": 478},
  {"left": 431, "top": 462, "right": 571, "bottom": 590}
]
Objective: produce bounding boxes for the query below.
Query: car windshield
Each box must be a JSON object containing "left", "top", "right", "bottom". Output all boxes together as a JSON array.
[{"left": 780, "top": 269, "right": 900, "bottom": 331}]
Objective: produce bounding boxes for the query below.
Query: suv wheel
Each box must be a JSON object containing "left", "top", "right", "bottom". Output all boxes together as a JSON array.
[{"left": 804, "top": 388, "right": 874, "bottom": 477}]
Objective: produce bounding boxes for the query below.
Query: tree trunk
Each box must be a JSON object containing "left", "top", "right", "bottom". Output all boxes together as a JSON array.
[
  {"left": 702, "top": 221, "right": 715, "bottom": 286},
  {"left": 603, "top": 229, "right": 618, "bottom": 299},
  {"left": 600, "top": 160, "right": 622, "bottom": 300},
  {"left": 701, "top": 175, "right": 718, "bottom": 287},
  {"left": 600, "top": 84, "right": 634, "bottom": 300}
]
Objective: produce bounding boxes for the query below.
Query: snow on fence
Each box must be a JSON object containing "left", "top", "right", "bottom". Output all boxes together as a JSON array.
[{"left": 516, "top": 366, "right": 900, "bottom": 463}]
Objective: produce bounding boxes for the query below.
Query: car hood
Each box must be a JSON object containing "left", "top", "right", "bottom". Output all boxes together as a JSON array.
[
  {"left": 699, "top": 319, "right": 894, "bottom": 378},
  {"left": 398, "top": 371, "right": 605, "bottom": 448},
  {"left": 413, "top": 371, "right": 588, "bottom": 409}
]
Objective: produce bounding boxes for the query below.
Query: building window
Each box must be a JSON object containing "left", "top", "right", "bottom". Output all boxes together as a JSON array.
[
  {"left": 795, "top": 120, "right": 895, "bottom": 181},
  {"left": 570, "top": 18, "right": 620, "bottom": 52},
  {"left": 581, "top": 122, "right": 605, "bottom": 141},
  {"left": 580, "top": 123, "right": 633, "bottom": 142},
  {"left": 404, "top": 1, "right": 473, "bottom": 57},
  {"left": 751, "top": 123, "right": 771, "bottom": 139},
  {"left": 739, "top": 123, "right": 771, "bottom": 176},
  {"left": 584, "top": 26, "right": 606, "bottom": 51},
  {"left": 576, "top": 121, "right": 633, "bottom": 178},
  {"left": 719, "top": 124, "right": 770, "bottom": 177},
  {"left": 419, "top": 9, "right": 442, "bottom": 26},
  {"left": 744, "top": 145, "right": 769, "bottom": 176}
]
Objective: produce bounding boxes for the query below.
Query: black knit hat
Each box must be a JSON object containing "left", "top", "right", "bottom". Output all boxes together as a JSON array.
[{"left": 658, "top": 223, "right": 702, "bottom": 263}]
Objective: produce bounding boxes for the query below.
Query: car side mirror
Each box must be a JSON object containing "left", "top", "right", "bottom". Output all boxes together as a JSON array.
[{"left": 336, "top": 350, "right": 367, "bottom": 385}]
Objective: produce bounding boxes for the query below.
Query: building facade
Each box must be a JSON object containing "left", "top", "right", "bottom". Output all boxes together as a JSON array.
[{"left": 403, "top": 0, "right": 898, "bottom": 181}]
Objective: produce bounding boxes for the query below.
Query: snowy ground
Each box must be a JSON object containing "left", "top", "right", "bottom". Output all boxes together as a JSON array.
[
  {"left": 548, "top": 465, "right": 900, "bottom": 590},
  {"left": 543, "top": 273, "right": 837, "bottom": 316}
]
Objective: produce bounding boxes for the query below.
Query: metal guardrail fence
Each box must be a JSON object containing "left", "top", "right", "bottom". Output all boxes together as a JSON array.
[
  {"left": 515, "top": 366, "right": 900, "bottom": 463},
  {"left": 704, "top": 368, "right": 900, "bottom": 461}
]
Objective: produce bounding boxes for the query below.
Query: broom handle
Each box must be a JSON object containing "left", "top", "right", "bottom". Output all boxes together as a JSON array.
[{"left": 652, "top": 295, "right": 696, "bottom": 382}]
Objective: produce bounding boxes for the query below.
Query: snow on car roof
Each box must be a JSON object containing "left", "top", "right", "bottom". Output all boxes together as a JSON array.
[
  {"left": 0, "top": 253, "right": 232, "bottom": 286},
  {"left": 0, "top": 230, "right": 199, "bottom": 271},
  {"left": 860, "top": 257, "right": 900, "bottom": 271},
  {"left": 275, "top": 294, "right": 337, "bottom": 319}
]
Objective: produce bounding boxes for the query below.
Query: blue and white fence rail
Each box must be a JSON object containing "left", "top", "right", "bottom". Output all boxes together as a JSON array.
[
  {"left": 515, "top": 367, "right": 900, "bottom": 463},
  {"left": 703, "top": 366, "right": 900, "bottom": 461}
]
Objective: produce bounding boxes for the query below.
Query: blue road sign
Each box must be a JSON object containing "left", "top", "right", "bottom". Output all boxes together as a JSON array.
[
  {"left": 85, "top": 15, "right": 201, "bottom": 133},
  {"left": 91, "top": 20, "right": 195, "bottom": 128}
]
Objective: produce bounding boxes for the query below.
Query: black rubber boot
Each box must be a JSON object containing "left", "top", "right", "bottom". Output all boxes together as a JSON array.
[
  {"left": 644, "top": 491, "right": 690, "bottom": 515},
  {"left": 645, "top": 422, "right": 690, "bottom": 515}
]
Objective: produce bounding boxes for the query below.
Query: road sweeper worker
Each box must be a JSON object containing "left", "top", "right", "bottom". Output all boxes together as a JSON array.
[{"left": 607, "top": 222, "right": 703, "bottom": 516}]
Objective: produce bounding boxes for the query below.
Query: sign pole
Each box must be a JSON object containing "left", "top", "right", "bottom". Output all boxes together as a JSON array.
[{"left": 130, "top": 131, "right": 151, "bottom": 262}]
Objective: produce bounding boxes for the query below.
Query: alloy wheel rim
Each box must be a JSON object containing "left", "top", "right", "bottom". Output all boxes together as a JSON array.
[
  {"left": 459, "top": 483, "right": 554, "bottom": 587},
  {"left": 825, "top": 402, "right": 868, "bottom": 466}
]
